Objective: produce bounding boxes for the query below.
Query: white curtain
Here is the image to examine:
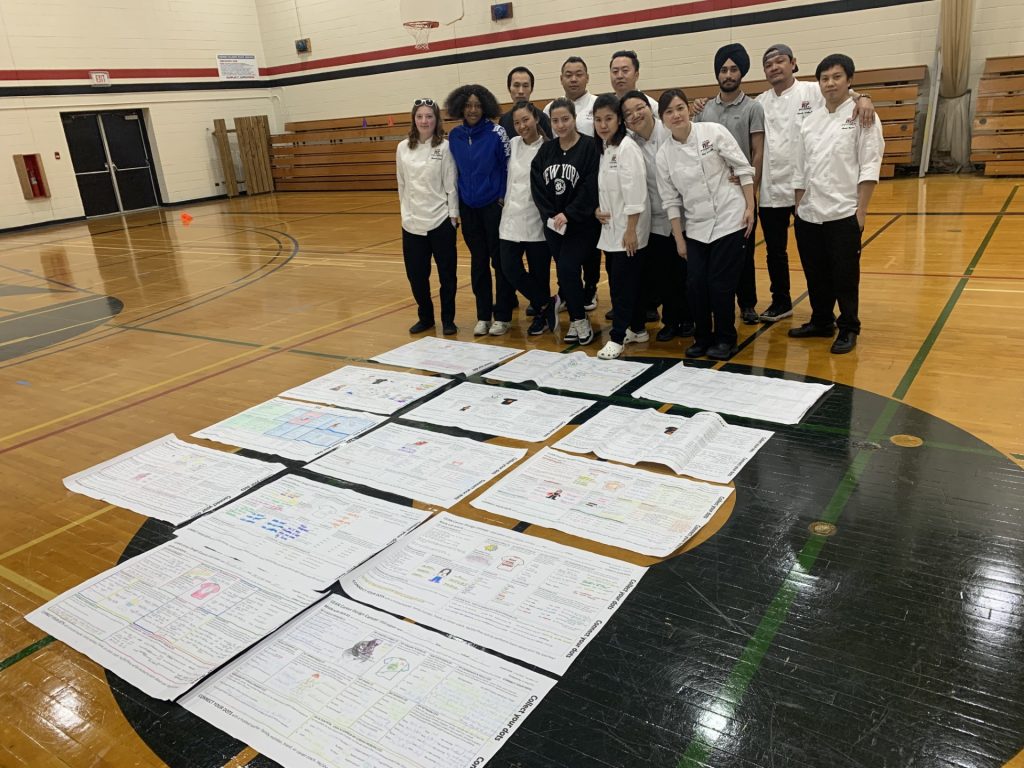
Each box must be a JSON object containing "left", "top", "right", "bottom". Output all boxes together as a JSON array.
[{"left": 933, "top": 0, "right": 974, "bottom": 168}]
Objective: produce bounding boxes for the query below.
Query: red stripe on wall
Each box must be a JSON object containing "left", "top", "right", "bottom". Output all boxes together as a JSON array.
[{"left": 0, "top": 0, "right": 780, "bottom": 82}]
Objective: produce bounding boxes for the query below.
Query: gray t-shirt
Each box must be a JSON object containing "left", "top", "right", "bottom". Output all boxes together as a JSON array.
[{"left": 693, "top": 91, "right": 765, "bottom": 162}]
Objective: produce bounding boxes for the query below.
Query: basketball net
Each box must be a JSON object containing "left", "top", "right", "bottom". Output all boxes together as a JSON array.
[{"left": 403, "top": 20, "right": 439, "bottom": 50}]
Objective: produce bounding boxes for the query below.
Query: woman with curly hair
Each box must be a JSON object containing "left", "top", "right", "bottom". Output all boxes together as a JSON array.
[
  {"left": 593, "top": 93, "right": 650, "bottom": 360},
  {"left": 396, "top": 97, "right": 459, "bottom": 335},
  {"left": 445, "top": 84, "right": 515, "bottom": 337}
]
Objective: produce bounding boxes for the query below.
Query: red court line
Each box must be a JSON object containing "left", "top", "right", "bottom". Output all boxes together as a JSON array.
[{"left": 0, "top": 286, "right": 465, "bottom": 457}]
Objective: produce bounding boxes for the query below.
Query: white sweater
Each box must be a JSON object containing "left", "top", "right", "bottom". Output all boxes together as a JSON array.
[{"left": 396, "top": 138, "right": 459, "bottom": 235}]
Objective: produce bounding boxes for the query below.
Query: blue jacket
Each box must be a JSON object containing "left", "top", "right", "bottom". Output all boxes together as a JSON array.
[{"left": 448, "top": 119, "right": 510, "bottom": 209}]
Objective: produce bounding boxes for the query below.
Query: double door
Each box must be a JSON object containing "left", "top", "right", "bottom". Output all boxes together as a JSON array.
[{"left": 62, "top": 110, "right": 161, "bottom": 217}]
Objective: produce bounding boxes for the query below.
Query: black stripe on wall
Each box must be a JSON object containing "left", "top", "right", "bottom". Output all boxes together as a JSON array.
[{"left": 0, "top": 0, "right": 930, "bottom": 98}]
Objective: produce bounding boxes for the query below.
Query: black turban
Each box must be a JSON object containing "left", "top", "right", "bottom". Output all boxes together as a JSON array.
[{"left": 714, "top": 43, "right": 750, "bottom": 78}]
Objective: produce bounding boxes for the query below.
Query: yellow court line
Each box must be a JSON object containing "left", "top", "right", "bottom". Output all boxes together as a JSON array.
[
  {"left": 221, "top": 747, "right": 261, "bottom": 768},
  {"left": 0, "top": 505, "right": 116, "bottom": 562},
  {"left": 0, "top": 292, "right": 417, "bottom": 446},
  {"left": 0, "top": 563, "right": 57, "bottom": 601}
]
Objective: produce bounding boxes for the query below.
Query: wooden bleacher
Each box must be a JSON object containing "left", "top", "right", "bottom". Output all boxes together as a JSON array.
[
  {"left": 972, "top": 56, "right": 1024, "bottom": 176},
  {"left": 271, "top": 66, "right": 926, "bottom": 191}
]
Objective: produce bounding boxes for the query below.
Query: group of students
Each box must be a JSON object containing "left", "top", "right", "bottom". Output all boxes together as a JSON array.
[{"left": 395, "top": 42, "right": 884, "bottom": 359}]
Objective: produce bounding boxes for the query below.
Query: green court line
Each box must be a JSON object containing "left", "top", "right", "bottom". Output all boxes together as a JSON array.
[
  {"left": 677, "top": 189, "right": 1018, "bottom": 765},
  {"left": 1012, "top": 453, "right": 1024, "bottom": 461},
  {"left": 892, "top": 186, "right": 1018, "bottom": 401},
  {"left": 678, "top": 401, "right": 899, "bottom": 767},
  {"left": 0, "top": 635, "right": 55, "bottom": 672}
]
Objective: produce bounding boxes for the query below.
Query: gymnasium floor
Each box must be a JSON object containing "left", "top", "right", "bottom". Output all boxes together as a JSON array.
[{"left": 1, "top": 174, "right": 1023, "bottom": 768}]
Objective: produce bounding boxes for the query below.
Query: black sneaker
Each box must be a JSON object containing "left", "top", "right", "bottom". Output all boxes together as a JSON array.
[
  {"left": 442, "top": 322, "right": 458, "bottom": 335},
  {"left": 645, "top": 308, "right": 660, "bottom": 322},
  {"left": 740, "top": 307, "right": 759, "bottom": 324},
  {"left": 788, "top": 322, "right": 835, "bottom": 339},
  {"left": 707, "top": 342, "right": 738, "bottom": 360},
  {"left": 604, "top": 308, "right": 615, "bottom": 320},
  {"left": 759, "top": 303, "right": 793, "bottom": 322},
  {"left": 831, "top": 330, "right": 858, "bottom": 354},
  {"left": 526, "top": 305, "right": 537, "bottom": 317},
  {"left": 678, "top": 321, "right": 696, "bottom": 337},
  {"left": 656, "top": 325, "right": 678, "bottom": 342},
  {"left": 685, "top": 343, "right": 708, "bottom": 358},
  {"left": 409, "top": 319, "right": 435, "bottom": 333}
]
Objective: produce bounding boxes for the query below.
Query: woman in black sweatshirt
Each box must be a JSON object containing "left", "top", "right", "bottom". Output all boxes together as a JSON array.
[{"left": 530, "top": 98, "right": 600, "bottom": 346}]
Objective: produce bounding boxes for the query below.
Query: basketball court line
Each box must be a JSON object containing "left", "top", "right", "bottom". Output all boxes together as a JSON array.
[{"left": 674, "top": 187, "right": 1018, "bottom": 766}]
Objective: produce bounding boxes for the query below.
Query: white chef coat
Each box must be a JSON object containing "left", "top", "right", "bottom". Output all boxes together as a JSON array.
[
  {"left": 545, "top": 92, "right": 598, "bottom": 137},
  {"left": 756, "top": 79, "right": 824, "bottom": 207},
  {"left": 793, "top": 98, "right": 884, "bottom": 224},
  {"left": 597, "top": 135, "right": 650, "bottom": 252},
  {"left": 396, "top": 138, "right": 458, "bottom": 235},
  {"left": 630, "top": 118, "right": 672, "bottom": 236},
  {"left": 499, "top": 135, "right": 546, "bottom": 242},
  {"left": 655, "top": 122, "right": 754, "bottom": 244}
]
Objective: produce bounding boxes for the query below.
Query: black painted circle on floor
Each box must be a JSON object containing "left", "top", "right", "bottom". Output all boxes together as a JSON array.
[{"left": 109, "top": 360, "right": 1024, "bottom": 768}]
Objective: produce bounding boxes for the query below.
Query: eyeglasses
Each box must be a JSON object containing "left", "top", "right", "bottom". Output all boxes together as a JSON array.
[{"left": 414, "top": 98, "right": 436, "bottom": 107}]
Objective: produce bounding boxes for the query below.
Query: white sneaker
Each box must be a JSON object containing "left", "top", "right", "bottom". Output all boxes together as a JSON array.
[
  {"left": 489, "top": 321, "right": 511, "bottom": 336},
  {"left": 583, "top": 295, "right": 598, "bottom": 312},
  {"left": 573, "top": 317, "right": 594, "bottom": 345},
  {"left": 473, "top": 320, "right": 490, "bottom": 336},
  {"left": 625, "top": 328, "right": 650, "bottom": 344},
  {"left": 597, "top": 340, "right": 623, "bottom": 359}
]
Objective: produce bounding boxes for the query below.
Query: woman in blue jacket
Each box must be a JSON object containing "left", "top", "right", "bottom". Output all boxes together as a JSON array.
[{"left": 445, "top": 84, "right": 516, "bottom": 337}]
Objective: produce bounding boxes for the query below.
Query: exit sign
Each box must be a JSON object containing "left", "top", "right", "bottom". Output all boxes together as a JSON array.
[{"left": 89, "top": 71, "right": 111, "bottom": 87}]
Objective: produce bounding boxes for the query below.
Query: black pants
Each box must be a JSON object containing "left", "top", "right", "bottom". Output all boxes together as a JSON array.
[
  {"left": 737, "top": 207, "right": 758, "bottom": 309},
  {"left": 583, "top": 248, "right": 601, "bottom": 302},
  {"left": 402, "top": 222, "right": 457, "bottom": 325},
  {"left": 605, "top": 249, "right": 647, "bottom": 343},
  {"left": 499, "top": 239, "right": 551, "bottom": 311},
  {"left": 645, "top": 231, "right": 691, "bottom": 326},
  {"left": 793, "top": 214, "right": 861, "bottom": 334},
  {"left": 544, "top": 223, "right": 599, "bottom": 321},
  {"left": 461, "top": 201, "right": 515, "bottom": 322},
  {"left": 686, "top": 229, "right": 745, "bottom": 347},
  {"left": 758, "top": 205, "right": 794, "bottom": 309}
]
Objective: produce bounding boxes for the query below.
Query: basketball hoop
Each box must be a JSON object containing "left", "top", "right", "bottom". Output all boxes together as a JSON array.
[{"left": 403, "top": 20, "right": 439, "bottom": 50}]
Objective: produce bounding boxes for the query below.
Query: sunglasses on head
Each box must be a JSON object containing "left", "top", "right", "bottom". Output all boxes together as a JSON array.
[{"left": 414, "top": 98, "right": 436, "bottom": 107}]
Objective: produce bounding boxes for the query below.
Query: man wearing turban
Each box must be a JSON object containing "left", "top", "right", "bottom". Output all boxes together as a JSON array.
[{"left": 693, "top": 42, "right": 765, "bottom": 327}]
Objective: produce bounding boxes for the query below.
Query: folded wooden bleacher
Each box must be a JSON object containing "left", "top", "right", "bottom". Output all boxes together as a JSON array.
[
  {"left": 972, "top": 56, "right": 1024, "bottom": 176},
  {"left": 271, "top": 65, "right": 926, "bottom": 191}
]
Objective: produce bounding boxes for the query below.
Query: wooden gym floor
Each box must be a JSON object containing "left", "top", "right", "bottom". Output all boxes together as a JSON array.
[{"left": 1, "top": 175, "right": 1023, "bottom": 767}]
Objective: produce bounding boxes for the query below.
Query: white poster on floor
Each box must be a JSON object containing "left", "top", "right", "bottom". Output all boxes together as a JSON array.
[
  {"left": 341, "top": 513, "right": 645, "bottom": 674},
  {"left": 633, "top": 363, "right": 833, "bottom": 425},
  {"left": 180, "top": 595, "right": 555, "bottom": 768},
  {"left": 279, "top": 365, "right": 449, "bottom": 415},
  {"left": 62, "top": 434, "right": 284, "bottom": 525},
  {"left": 176, "top": 475, "right": 430, "bottom": 589},
  {"left": 485, "top": 349, "right": 650, "bottom": 396},
  {"left": 554, "top": 406, "right": 772, "bottom": 484},
  {"left": 25, "top": 539, "right": 320, "bottom": 700},
  {"left": 400, "top": 381, "right": 593, "bottom": 442},
  {"left": 307, "top": 423, "right": 526, "bottom": 508},
  {"left": 372, "top": 337, "right": 523, "bottom": 376},
  {"left": 471, "top": 448, "right": 731, "bottom": 557},
  {"left": 193, "top": 398, "right": 386, "bottom": 462}
]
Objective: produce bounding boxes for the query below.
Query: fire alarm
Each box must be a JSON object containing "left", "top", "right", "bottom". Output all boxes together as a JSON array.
[{"left": 54, "top": 151, "right": 61, "bottom": 160}]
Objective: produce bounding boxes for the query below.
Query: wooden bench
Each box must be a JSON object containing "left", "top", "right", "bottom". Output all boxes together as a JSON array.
[
  {"left": 971, "top": 56, "right": 1024, "bottom": 176},
  {"left": 270, "top": 66, "right": 926, "bottom": 191}
]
